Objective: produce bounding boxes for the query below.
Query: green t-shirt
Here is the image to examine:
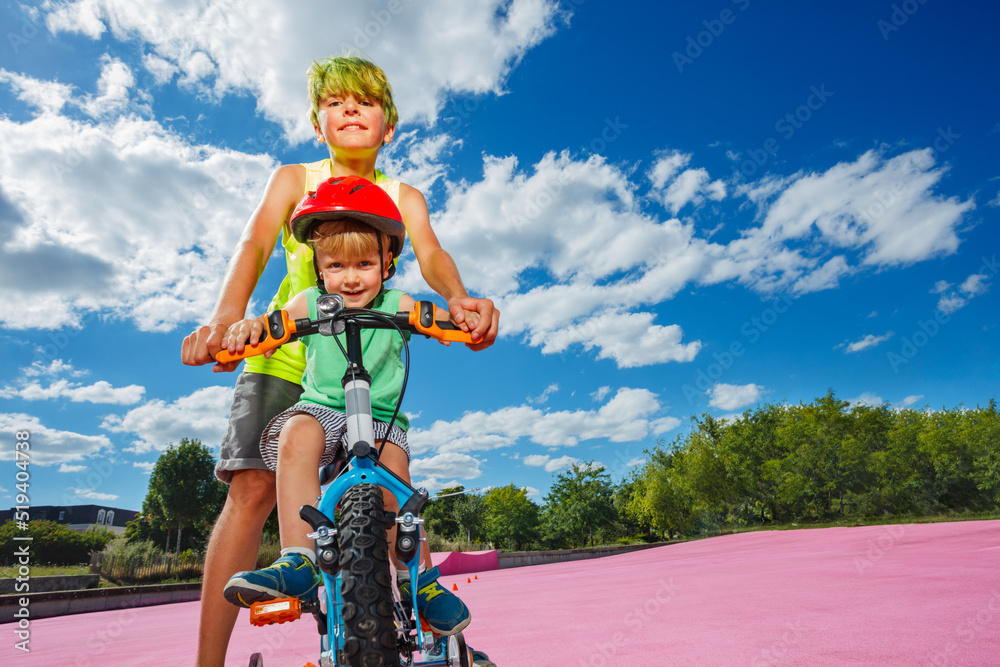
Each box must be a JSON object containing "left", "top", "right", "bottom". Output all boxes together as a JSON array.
[{"left": 298, "top": 287, "right": 410, "bottom": 431}]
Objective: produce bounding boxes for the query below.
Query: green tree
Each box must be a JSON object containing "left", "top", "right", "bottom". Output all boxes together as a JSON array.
[
  {"left": 542, "top": 462, "right": 618, "bottom": 548},
  {"left": 776, "top": 391, "right": 864, "bottom": 519},
  {"left": 971, "top": 400, "right": 1000, "bottom": 505},
  {"left": 629, "top": 443, "right": 695, "bottom": 538},
  {"left": 453, "top": 492, "right": 487, "bottom": 544},
  {"left": 483, "top": 484, "right": 540, "bottom": 550},
  {"left": 139, "top": 438, "right": 226, "bottom": 554},
  {"left": 612, "top": 475, "right": 654, "bottom": 541},
  {"left": 422, "top": 486, "right": 465, "bottom": 539}
]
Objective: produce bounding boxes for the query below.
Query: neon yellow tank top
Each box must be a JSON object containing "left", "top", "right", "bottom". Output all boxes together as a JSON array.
[{"left": 243, "top": 161, "right": 403, "bottom": 384}]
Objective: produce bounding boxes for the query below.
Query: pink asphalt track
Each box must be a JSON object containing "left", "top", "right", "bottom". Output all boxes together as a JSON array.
[{"left": 7, "top": 520, "right": 999, "bottom": 666}]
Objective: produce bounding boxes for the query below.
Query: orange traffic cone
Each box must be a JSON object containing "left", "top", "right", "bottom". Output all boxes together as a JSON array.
[
  {"left": 451, "top": 583, "right": 458, "bottom": 591},
  {"left": 474, "top": 575, "right": 478, "bottom": 580},
  {"left": 466, "top": 577, "right": 472, "bottom": 583}
]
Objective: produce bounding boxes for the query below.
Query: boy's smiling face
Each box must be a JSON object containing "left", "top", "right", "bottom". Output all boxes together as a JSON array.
[
  {"left": 315, "top": 245, "right": 389, "bottom": 309},
  {"left": 314, "top": 92, "right": 395, "bottom": 153}
]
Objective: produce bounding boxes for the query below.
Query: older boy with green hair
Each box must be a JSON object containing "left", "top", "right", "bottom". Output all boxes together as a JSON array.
[{"left": 182, "top": 55, "right": 498, "bottom": 667}]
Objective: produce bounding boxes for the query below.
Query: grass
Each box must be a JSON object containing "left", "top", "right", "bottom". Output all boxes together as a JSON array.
[{"left": 0, "top": 563, "right": 92, "bottom": 578}]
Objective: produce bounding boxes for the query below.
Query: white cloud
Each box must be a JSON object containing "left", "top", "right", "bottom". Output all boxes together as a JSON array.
[
  {"left": 101, "top": 385, "right": 234, "bottom": 453},
  {"left": 708, "top": 383, "right": 763, "bottom": 411},
  {"left": 591, "top": 386, "right": 611, "bottom": 402},
  {"left": 746, "top": 149, "right": 973, "bottom": 274},
  {"left": 1, "top": 360, "right": 145, "bottom": 404},
  {"left": 80, "top": 56, "right": 139, "bottom": 118},
  {"left": 379, "top": 132, "right": 461, "bottom": 198},
  {"left": 845, "top": 332, "right": 894, "bottom": 353},
  {"left": 0, "top": 69, "right": 276, "bottom": 331},
  {"left": 935, "top": 269, "right": 992, "bottom": 314},
  {"left": 398, "top": 151, "right": 707, "bottom": 367},
  {"left": 22, "top": 359, "right": 87, "bottom": 378},
  {"left": 543, "top": 455, "right": 579, "bottom": 473},
  {"left": 960, "top": 273, "right": 990, "bottom": 296},
  {"left": 58, "top": 463, "right": 87, "bottom": 473},
  {"left": 651, "top": 416, "right": 683, "bottom": 434},
  {"left": 522, "top": 454, "right": 551, "bottom": 467},
  {"left": 937, "top": 294, "right": 967, "bottom": 314},
  {"left": 895, "top": 395, "right": 924, "bottom": 409},
  {"left": 69, "top": 487, "right": 119, "bottom": 501},
  {"left": 848, "top": 392, "right": 884, "bottom": 408},
  {"left": 0, "top": 68, "right": 74, "bottom": 114},
  {"left": 649, "top": 150, "right": 690, "bottom": 190},
  {"left": 43, "top": 0, "right": 564, "bottom": 140},
  {"left": 649, "top": 151, "right": 726, "bottom": 214},
  {"left": 410, "top": 451, "right": 482, "bottom": 481},
  {"left": 408, "top": 387, "right": 672, "bottom": 461},
  {"left": 2, "top": 379, "right": 145, "bottom": 405},
  {"left": 526, "top": 383, "right": 559, "bottom": 405},
  {"left": 133, "top": 461, "right": 156, "bottom": 474},
  {"left": 398, "top": 143, "right": 971, "bottom": 368},
  {"left": 660, "top": 168, "right": 726, "bottom": 214},
  {"left": 534, "top": 311, "right": 702, "bottom": 369},
  {"left": 0, "top": 413, "right": 112, "bottom": 465}
]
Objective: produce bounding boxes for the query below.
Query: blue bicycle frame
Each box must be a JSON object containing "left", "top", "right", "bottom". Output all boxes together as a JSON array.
[{"left": 306, "top": 306, "right": 430, "bottom": 665}]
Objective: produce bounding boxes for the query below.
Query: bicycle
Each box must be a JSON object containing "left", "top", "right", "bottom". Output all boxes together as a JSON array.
[{"left": 217, "top": 294, "right": 482, "bottom": 667}]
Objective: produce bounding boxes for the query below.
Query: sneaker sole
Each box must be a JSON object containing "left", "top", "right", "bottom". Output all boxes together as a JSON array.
[
  {"left": 426, "top": 614, "right": 472, "bottom": 636},
  {"left": 223, "top": 578, "right": 283, "bottom": 608}
]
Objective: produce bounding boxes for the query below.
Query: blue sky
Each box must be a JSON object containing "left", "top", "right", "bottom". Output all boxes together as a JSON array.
[{"left": 1, "top": 0, "right": 997, "bottom": 512}]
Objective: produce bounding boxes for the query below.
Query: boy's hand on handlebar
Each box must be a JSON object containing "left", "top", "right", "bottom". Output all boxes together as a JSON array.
[
  {"left": 182, "top": 322, "right": 241, "bottom": 373},
  {"left": 447, "top": 296, "right": 499, "bottom": 351},
  {"left": 222, "top": 318, "right": 272, "bottom": 359}
]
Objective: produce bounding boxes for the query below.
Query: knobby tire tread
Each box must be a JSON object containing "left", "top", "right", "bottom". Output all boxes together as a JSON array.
[{"left": 337, "top": 483, "right": 397, "bottom": 667}]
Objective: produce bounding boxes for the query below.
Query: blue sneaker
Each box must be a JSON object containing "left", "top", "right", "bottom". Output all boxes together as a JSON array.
[
  {"left": 224, "top": 552, "right": 320, "bottom": 608},
  {"left": 398, "top": 566, "right": 471, "bottom": 635}
]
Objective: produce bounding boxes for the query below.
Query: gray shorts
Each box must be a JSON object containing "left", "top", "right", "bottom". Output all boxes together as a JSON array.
[
  {"left": 260, "top": 402, "right": 409, "bottom": 471},
  {"left": 215, "top": 372, "right": 303, "bottom": 484}
]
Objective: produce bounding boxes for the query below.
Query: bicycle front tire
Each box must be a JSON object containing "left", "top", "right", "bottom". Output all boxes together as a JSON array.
[{"left": 337, "top": 483, "right": 397, "bottom": 666}]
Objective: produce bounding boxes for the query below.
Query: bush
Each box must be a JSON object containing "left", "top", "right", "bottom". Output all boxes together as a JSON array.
[
  {"left": 0, "top": 520, "right": 116, "bottom": 565},
  {"left": 424, "top": 531, "right": 487, "bottom": 553},
  {"left": 102, "top": 537, "right": 162, "bottom": 561},
  {"left": 256, "top": 540, "right": 281, "bottom": 569},
  {"left": 93, "top": 538, "right": 204, "bottom": 584}
]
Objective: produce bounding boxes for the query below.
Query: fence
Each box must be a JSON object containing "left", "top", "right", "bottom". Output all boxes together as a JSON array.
[
  {"left": 90, "top": 551, "right": 204, "bottom": 585},
  {"left": 90, "top": 542, "right": 282, "bottom": 585}
]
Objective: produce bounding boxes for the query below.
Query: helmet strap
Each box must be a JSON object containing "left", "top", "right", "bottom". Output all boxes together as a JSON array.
[
  {"left": 377, "top": 232, "right": 385, "bottom": 286},
  {"left": 311, "top": 252, "right": 326, "bottom": 294}
]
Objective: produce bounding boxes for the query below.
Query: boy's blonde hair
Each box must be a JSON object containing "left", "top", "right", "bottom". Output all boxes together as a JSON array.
[
  {"left": 308, "top": 219, "right": 392, "bottom": 263},
  {"left": 307, "top": 56, "right": 399, "bottom": 129}
]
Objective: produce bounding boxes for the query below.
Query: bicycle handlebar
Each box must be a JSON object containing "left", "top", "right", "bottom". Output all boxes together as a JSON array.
[{"left": 215, "top": 299, "right": 473, "bottom": 364}]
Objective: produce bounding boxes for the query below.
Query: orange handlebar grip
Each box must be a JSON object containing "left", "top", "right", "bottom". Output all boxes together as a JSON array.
[
  {"left": 215, "top": 310, "right": 297, "bottom": 363},
  {"left": 408, "top": 302, "right": 475, "bottom": 343}
]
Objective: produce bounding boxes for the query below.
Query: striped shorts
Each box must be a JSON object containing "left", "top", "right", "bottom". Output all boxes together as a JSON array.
[{"left": 259, "top": 401, "right": 409, "bottom": 472}]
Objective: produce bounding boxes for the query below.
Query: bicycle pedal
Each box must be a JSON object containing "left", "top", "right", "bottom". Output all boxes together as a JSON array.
[{"left": 250, "top": 597, "right": 303, "bottom": 626}]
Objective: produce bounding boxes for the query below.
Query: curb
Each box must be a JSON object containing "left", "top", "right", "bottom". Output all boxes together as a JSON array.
[{"left": 0, "top": 582, "right": 201, "bottom": 623}]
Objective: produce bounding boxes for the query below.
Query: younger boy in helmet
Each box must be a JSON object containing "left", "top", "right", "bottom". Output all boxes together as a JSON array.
[
  {"left": 181, "top": 56, "right": 497, "bottom": 666},
  {"left": 221, "top": 176, "right": 472, "bottom": 641}
]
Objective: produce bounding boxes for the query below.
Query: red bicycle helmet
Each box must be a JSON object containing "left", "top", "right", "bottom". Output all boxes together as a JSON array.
[{"left": 290, "top": 175, "right": 406, "bottom": 279}]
